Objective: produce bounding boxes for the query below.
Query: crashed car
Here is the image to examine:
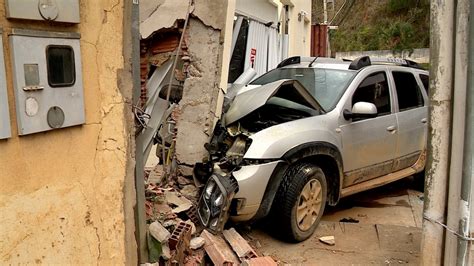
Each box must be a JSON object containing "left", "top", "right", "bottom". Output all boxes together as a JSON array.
[{"left": 195, "top": 56, "right": 429, "bottom": 242}]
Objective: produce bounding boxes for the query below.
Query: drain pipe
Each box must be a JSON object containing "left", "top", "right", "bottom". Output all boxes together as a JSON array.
[
  {"left": 444, "top": 0, "right": 470, "bottom": 263},
  {"left": 456, "top": 0, "right": 474, "bottom": 263}
]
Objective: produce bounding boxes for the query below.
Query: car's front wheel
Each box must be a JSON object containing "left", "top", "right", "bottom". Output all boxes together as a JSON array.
[{"left": 272, "top": 163, "right": 327, "bottom": 242}]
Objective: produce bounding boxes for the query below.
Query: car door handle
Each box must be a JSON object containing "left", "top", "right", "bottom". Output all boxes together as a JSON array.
[
  {"left": 421, "top": 118, "right": 428, "bottom": 124},
  {"left": 386, "top": 126, "right": 397, "bottom": 132}
]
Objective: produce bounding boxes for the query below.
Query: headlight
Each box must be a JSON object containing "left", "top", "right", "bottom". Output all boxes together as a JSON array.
[
  {"left": 214, "top": 194, "right": 224, "bottom": 207},
  {"left": 204, "top": 180, "right": 216, "bottom": 200},
  {"left": 197, "top": 174, "right": 238, "bottom": 233}
]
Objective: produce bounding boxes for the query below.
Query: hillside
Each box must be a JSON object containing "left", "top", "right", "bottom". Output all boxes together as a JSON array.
[{"left": 312, "top": 0, "right": 430, "bottom": 52}]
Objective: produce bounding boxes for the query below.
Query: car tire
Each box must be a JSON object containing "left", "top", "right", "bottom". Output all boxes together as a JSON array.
[{"left": 271, "top": 162, "right": 327, "bottom": 242}]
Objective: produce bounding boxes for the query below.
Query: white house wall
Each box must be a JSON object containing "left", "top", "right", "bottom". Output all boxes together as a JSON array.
[{"left": 236, "top": 0, "right": 279, "bottom": 24}]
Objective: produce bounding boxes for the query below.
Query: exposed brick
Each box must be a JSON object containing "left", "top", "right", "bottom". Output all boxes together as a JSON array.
[
  {"left": 242, "top": 256, "right": 277, "bottom": 266},
  {"left": 201, "top": 230, "right": 240, "bottom": 265},
  {"left": 169, "top": 221, "right": 192, "bottom": 251},
  {"left": 222, "top": 228, "right": 257, "bottom": 260},
  {"left": 150, "top": 34, "right": 179, "bottom": 54}
]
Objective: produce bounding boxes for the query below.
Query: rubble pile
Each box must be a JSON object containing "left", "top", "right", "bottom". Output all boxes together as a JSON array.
[{"left": 143, "top": 168, "right": 277, "bottom": 265}]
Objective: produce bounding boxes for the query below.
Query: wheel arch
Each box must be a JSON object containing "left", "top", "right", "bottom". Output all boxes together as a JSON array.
[{"left": 252, "top": 142, "right": 343, "bottom": 221}]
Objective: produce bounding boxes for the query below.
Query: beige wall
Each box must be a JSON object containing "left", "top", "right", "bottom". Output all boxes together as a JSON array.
[
  {"left": 286, "top": 0, "right": 312, "bottom": 56},
  {"left": 0, "top": 0, "right": 136, "bottom": 264}
]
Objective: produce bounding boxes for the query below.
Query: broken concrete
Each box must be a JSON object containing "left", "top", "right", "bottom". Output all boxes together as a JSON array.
[
  {"left": 190, "top": 237, "right": 206, "bottom": 250},
  {"left": 180, "top": 184, "right": 199, "bottom": 198},
  {"left": 140, "top": 0, "right": 188, "bottom": 38},
  {"left": 174, "top": 17, "right": 226, "bottom": 166},
  {"left": 149, "top": 221, "right": 171, "bottom": 243},
  {"left": 319, "top": 235, "right": 336, "bottom": 246},
  {"left": 164, "top": 191, "right": 193, "bottom": 213},
  {"left": 162, "top": 243, "right": 171, "bottom": 260}
]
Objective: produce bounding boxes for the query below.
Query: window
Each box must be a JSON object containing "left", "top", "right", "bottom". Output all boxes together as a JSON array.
[
  {"left": 251, "top": 68, "right": 355, "bottom": 111},
  {"left": 393, "top": 71, "right": 424, "bottom": 111},
  {"left": 419, "top": 74, "right": 429, "bottom": 94},
  {"left": 352, "top": 72, "right": 391, "bottom": 116},
  {"left": 46, "top": 46, "right": 75, "bottom": 87}
]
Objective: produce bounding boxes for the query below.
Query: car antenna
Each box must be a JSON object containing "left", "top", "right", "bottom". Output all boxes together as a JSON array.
[{"left": 308, "top": 57, "right": 318, "bottom": 67}]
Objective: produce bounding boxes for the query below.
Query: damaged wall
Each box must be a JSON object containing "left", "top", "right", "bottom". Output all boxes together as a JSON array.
[
  {"left": 140, "top": 0, "right": 233, "bottom": 173},
  {"left": 0, "top": 0, "right": 136, "bottom": 264}
]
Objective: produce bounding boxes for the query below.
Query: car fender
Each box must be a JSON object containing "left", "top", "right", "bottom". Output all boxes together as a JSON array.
[{"left": 252, "top": 141, "right": 344, "bottom": 221}]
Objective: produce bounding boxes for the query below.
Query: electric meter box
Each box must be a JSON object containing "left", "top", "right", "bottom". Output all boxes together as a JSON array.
[
  {"left": 10, "top": 29, "right": 85, "bottom": 135},
  {"left": 0, "top": 29, "right": 11, "bottom": 139},
  {"left": 5, "top": 0, "right": 80, "bottom": 23}
]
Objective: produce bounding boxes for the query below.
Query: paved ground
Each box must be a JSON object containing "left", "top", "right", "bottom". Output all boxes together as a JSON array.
[{"left": 241, "top": 177, "right": 424, "bottom": 265}]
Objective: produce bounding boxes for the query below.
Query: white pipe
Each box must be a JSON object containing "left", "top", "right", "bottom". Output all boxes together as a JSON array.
[
  {"left": 233, "top": 67, "right": 257, "bottom": 84},
  {"left": 444, "top": 0, "right": 470, "bottom": 263}
]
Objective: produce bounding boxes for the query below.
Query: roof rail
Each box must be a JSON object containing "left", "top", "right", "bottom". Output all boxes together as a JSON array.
[
  {"left": 277, "top": 56, "right": 301, "bottom": 68},
  {"left": 348, "top": 56, "right": 423, "bottom": 70}
]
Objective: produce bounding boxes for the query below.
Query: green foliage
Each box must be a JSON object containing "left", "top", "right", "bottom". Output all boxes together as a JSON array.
[
  {"left": 330, "top": 0, "right": 430, "bottom": 52},
  {"left": 387, "top": 0, "right": 413, "bottom": 13}
]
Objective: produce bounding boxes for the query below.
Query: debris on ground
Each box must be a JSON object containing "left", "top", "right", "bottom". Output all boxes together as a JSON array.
[
  {"left": 242, "top": 256, "right": 278, "bottom": 266},
  {"left": 144, "top": 165, "right": 274, "bottom": 264},
  {"left": 149, "top": 221, "right": 171, "bottom": 243},
  {"left": 180, "top": 184, "right": 199, "bottom": 198},
  {"left": 165, "top": 191, "right": 193, "bottom": 213},
  {"left": 169, "top": 221, "right": 193, "bottom": 264},
  {"left": 223, "top": 228, "right": 258, "bottom": 260},
  {"left": 319, "top": 235, "right": 336, "bottom": 246},
  {"left": 190, "top": 237, "right": 205, "bottom": 250},
  {"left": 339, "top": 217, "right": 360, "bottom": 223},
  {"left": 201, "top": 229, "right": 240, "bottom": 265}
]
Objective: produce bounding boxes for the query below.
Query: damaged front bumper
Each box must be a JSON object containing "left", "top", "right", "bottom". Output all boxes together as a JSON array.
[
  {"left": 197, "top": 173, "right": 238, "bottom": 233},
  {"left": 197, "top": 160, "right": 283, "bottom": 232}
]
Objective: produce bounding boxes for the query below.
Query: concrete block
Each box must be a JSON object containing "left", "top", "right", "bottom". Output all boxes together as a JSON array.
[{"left": 149, "top": 221, "right": 171, "bottom": 243}]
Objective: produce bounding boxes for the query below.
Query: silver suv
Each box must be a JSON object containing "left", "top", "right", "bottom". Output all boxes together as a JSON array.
[{"left": 195, "top": 56, "right": 429, "bottom": 242}]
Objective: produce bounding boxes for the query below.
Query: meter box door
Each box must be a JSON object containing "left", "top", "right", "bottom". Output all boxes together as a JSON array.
[
  {"left": 0, "top": 29, "right": 11, "bottom": 139},
  {"left": 10, "top": 29, "right": 85, "bottom": 135},
  {"left": 5, "top": 0, "right": 80, "bottom": 23}
]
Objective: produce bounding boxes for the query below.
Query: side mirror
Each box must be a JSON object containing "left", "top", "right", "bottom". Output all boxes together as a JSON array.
[{"left": 343, "top": 102, "right": 378, "bottom": 120}]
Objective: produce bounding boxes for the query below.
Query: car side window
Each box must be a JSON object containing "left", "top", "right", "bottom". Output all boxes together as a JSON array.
[
  {"left": 352, "top": 72, "right": 391, "bottom": 116},
  {"left": 393, "top": 71, "right": 424, "bottom": 111}
]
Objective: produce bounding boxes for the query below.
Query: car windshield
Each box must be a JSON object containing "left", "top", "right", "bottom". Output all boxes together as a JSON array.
[{"left": 251, "top": 68, "right": 356, "bottom": 110}]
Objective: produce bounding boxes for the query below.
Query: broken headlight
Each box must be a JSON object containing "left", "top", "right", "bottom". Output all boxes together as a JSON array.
[{"left": 198, "top": 174, "right": 238, "bottom": 233}]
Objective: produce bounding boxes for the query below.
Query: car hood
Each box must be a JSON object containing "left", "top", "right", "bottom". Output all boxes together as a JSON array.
[{"left": 224, "top": 79, "right": 324, "bottom": 126}]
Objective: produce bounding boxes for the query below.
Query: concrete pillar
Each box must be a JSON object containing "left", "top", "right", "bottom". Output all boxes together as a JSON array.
[{"left": 421, "top": 0, "right": 455, "bottom": 264}]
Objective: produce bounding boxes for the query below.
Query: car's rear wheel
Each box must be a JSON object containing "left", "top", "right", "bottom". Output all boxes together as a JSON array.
[{"left": 272, "top": 162, "right": 327, "bottom": 242}]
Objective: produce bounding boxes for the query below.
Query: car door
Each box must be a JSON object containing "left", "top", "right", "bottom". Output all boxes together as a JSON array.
[
  {"left": 390, "top": 70, "right": 428, "bottom": 171},
  {"left": 340, "top": 70, "right": 398, "bottom": 187}
]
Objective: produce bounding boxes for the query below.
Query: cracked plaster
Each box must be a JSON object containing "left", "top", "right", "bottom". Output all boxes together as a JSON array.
[{"left": 0, "top": 0, "right": 135, "bottom": 264}]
